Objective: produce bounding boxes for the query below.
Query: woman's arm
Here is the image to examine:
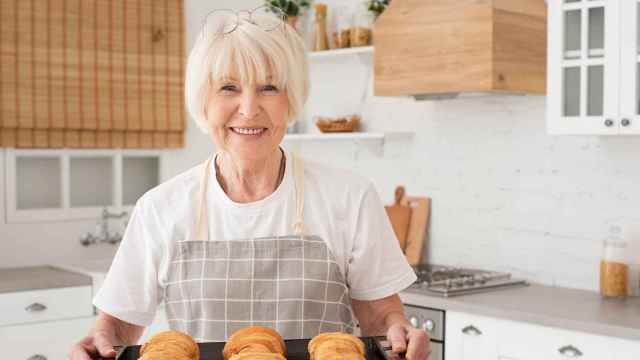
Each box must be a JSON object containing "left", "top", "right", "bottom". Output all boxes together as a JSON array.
[
  {"left": 352, "top": 294, "right": 431, "bottom": 360},
  {"left": 69, "top": 311, "right": 145, "bottom": 359}
]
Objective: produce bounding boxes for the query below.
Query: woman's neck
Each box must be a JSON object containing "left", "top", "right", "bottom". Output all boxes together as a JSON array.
[{"left": 215, "top": 148, "right": 285, "bottom": 203}]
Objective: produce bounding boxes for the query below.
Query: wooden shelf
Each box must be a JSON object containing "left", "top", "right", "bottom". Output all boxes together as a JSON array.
[{"left": 308, "top": 46, "right": 373, "bottom": 60}]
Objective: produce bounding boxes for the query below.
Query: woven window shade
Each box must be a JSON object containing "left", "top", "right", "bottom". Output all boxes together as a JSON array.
[{"left": 0, "top": 0, "right": 185, "bottom": 148}]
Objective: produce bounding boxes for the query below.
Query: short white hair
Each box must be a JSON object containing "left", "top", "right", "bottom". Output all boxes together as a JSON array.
[{"left": 185, "top": 12, "right": 310, "bottom": 134}]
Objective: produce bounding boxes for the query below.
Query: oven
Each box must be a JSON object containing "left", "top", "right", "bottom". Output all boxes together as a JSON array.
[{"left": 404, "top": 304, "right": 444, "bottom": 360}]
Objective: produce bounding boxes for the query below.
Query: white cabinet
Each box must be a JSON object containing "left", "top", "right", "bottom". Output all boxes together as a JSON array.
[
  {"left": 446, "top": 312, "right": 499, "bottom": 360},
  {"left": 547, "top": 0, "right": 640, "bottom": 135},
  {"left": 0, "top": 316, "right": 94, "bottom": 360},
  {"left": 446, "top": 311, "right": 623, "bottom": 360}
]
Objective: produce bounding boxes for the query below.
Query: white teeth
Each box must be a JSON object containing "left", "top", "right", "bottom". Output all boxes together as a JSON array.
[{"left": 232, "top": 127, "right": 265, "bottom": 135}]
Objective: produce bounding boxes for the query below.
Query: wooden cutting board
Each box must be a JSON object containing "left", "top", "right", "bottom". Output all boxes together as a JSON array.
[
  {"left": 401, "top": 195, "right": 430, "bottom": 266},
  {"left": 384, "top": 186, "right": 412, "bottom": 251}
]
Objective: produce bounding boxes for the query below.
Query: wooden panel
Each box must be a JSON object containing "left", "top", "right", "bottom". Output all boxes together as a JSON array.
[
  {"left": 152, "top": 0, "right": 168, "bottom": 132},
  {"left": 0, "top": 129, "right": 17, "bottom": 147},
  {"left": 80, "top": 130, "right": 96, "bottom": 148},
  {"left": 65, "top": 0, "right": 81, "bottom": 129},
  {"left": 124, "top": 0, "right": 141, "bottom": 131},
  {"left": 493, "top": 1, "right": 547, "bottom": 94},
  {"left": 33, "top": 0, "right": 50, "bottom": 129},
  {"left": 110, "top": 131, "right": 125, "bottom": 148},
  {"left": 1, "top": 0, "right": 186, "bottom": 149},
  {"left": 111, "top": 0, "right": 126, "bottom": 130},
  {"left": 16, "top": 0, "right": 34, "bottom": 128},
  {"left": 139, "top": 0, "right": 155, "bottom": 131},
  {"left": 96, "top": 0, "right": 111, "bottom": 131},
  {"left": 49, "top": 0, "right": 65, "bottom": 129},
  {"left": 80, "top": 0, "right": 98, "bottom": 130},
  {"left": 0, "top": 0, "right": 18, "bottom": 128},
  {"left": 167, "top": 0, "right": 185, "bottom": 131},
  {"left": 49, "top": 130, "right": 65, "bottom": 148},
  {"left": 373, "top": 0, "right": 546, "bottom": 96}
]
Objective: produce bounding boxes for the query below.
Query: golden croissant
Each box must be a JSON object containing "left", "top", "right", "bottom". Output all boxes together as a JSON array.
[
  {"left": 138, "top": 330, "right": 199, "bottom": 360},
  {"left": 223, "top": 326, "right": 287, "bottom": 360},
  {"left": 308, "top": 332, "right": 365, "bottom": 360}
]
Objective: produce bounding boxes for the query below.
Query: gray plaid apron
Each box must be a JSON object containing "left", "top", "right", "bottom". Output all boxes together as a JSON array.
[{"left": 163, "top": 153, "right": 355, "bottom": 342}]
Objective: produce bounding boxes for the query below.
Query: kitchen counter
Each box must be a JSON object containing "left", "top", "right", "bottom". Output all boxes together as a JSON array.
[
  {"left": 400, "top": 283, "right": 640, "bottom": 341},
  {"left": 0, "top": 265, "right": 92, "bottom": 293}
]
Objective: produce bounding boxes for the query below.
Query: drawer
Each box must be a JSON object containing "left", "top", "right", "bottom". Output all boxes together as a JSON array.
[
  {"left": 0, "top": 317, "right": 95, "bottom": 360},
  {"left": 0, "top": 286, "right": 93, "bottom": 327}
]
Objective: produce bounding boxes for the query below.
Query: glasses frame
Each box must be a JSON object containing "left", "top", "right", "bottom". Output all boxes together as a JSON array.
[{"left": 201, "top": 5, "right": 288, "bottom": 38}]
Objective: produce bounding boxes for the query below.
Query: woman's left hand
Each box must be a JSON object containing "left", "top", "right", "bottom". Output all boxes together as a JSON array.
[{"left": 386, "top": 323, "right": 431, "bottom": 360}]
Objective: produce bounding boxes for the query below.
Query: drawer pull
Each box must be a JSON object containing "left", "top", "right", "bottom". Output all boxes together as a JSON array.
[
  {"left": 558, "top": 345, "right": 583, "bottom": 357},
  {"left": 27, "top": 355, "right": 47, "bottom": 360},
  {"left": 461, "top": 325, "right": 482, "bottom": 336},
  {"left": 25, "top": 302, "right": 47, "bottom": 313}
]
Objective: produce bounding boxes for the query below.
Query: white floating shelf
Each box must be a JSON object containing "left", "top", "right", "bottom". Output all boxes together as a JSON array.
[
  {"left": 309, "top": 46, "right": 373, "bottom": 60},
  {"left": 284, "top": 131, "right": 410, "bottom": 141}
]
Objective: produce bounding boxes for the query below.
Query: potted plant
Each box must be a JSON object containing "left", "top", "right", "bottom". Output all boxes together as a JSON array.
[
  {"left": 367, "top": 0, "right": 390, "bottom": 19},
  {"left": 265, "top": 0, "right": 312, "bottom": 27}
]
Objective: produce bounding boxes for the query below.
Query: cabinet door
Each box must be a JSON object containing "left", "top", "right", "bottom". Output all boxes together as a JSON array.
[
  {"left": 619, "top": 0, "right": 640, "bottom": 134},
  {"left": 615, "top": 338, "right": 640, "bottom": 360},
  {"left": 0, "top": 317, "right": 94, "bottom": 360},
  {"left": 547, "top": 0, "right": 620, "bottom": 134},
  {"left": 446, "top": 311, "right": 498, "bottom": 360}
]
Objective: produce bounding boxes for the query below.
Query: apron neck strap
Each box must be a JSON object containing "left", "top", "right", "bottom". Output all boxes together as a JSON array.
[
  {"left": 292, "top": 152, "right": 305, "bottom": 237},
  {"left": 194, "top": 155, "right": 214, "bottom": 241},
  {"left": 193, "top": 150, "right": 306, "bottom": 241}
]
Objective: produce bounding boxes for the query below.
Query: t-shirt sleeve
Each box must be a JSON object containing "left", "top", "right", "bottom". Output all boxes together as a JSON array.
[
  {"left": 346, "top": 182, "right": 417, "bottom": 301},
  {"left": 93, "top": 198, "right": 164, "bottom": 326}
]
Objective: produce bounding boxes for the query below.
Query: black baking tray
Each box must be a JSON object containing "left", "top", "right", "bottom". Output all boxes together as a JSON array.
[{"left": 99, "top": 336, "right": 402, "bottom": 360}]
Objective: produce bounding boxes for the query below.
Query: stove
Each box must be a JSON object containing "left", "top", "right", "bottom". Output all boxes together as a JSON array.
[{"left": 406, "top": 264, "right": 529, "bottom": 297}]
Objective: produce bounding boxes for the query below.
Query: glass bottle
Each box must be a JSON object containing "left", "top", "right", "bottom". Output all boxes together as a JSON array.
[
  {"left": 313, "top": 3, "right": 329, "bottom": 51},
  {"left": 600, "top": 226, "right": 629, "bottom": 298}
]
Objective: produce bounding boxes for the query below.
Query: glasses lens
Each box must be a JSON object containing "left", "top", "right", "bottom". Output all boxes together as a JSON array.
[
  {"left": 251, "top": 5, "right": 285, "bottom": 31},
  {"left": 203, "top": 10, "right": 237, "bottom": 35}
]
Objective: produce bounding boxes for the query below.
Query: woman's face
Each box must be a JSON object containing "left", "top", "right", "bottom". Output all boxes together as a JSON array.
[{"left": 205, "top": 71, "right": 289, "bottom": 161}]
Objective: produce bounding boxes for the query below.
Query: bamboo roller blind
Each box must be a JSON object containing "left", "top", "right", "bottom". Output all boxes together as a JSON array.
[{"left": 0, "top": 0, "right": 185, "bottom": 148}]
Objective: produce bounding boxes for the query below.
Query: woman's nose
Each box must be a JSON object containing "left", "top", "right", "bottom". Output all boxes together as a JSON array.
[{"left": 238, "top": 92, "right": 260, "bottom": 119}]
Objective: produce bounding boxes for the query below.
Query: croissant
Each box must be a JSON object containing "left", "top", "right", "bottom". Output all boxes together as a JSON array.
[
  {"left": 222, "top": 326, "right": 287, "bottom": 360},
  {"left": 308, "top": 332, "right": 365, "bottom": 360},
  {"left": 138, "top": 330, "right": 199, "bottom": 360}
]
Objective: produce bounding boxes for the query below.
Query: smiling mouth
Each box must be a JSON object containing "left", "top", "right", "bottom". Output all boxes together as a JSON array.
[{"left": 230, "top": 127, "right": 267, "bottom": 135}]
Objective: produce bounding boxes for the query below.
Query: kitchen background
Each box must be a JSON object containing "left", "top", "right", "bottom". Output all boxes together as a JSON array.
[{"left": 1, "top": 0, "right": 639, "bottom": 296}]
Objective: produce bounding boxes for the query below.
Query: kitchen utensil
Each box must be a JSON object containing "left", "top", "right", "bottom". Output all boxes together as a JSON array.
[
  {"left": 401, "top": 195, "right": 430, "bottom": 266},
  {"left": 98, "top": 336, "right": 395, "bottom": 359},
  {"left": 384, "top": 186, "right": 412, "bottom": 251}
]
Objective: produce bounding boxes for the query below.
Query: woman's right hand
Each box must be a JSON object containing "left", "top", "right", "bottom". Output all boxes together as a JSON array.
[{"left": 68, "top": 329, "right": 118, "bottom": 360}]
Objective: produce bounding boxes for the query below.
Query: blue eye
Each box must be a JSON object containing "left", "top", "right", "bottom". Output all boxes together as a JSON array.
[
  {"left": 262, "top": 84, "right": 279, "bottom": 93},
  {"left": 220, "top": 84, "right": 237, "bottom": 92}
]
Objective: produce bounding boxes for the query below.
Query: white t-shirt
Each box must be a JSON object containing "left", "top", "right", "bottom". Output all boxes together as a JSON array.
[{"left": 94, "top": 150, "right": 417, "bottom": 326}]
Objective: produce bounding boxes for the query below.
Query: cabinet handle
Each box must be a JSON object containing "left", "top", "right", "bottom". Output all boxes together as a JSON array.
[
  {"left": 24, "top": 302, "right": 47, "bottom": 313},
  {"left": 604, "top": 119, "right": 615, "bottom": 127},
  {"left": 621, "top": 118, "right": 631, "bottom": 127},
  {"left": 558, "top": 345, "right": 583, "bottom": 357},
  {"left": 27, "top": 355, "right": 47, "bottom": 360},
  {"left": 461, "top": 325, "right": 482, "bottom": 336}
]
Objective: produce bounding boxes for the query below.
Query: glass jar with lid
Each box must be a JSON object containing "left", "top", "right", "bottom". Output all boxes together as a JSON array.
[{"left": 600, "top": 226, "right": 630, "bottom": 298}]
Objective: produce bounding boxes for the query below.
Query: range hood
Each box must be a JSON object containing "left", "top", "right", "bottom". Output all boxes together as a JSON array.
[{"left": 373, "top": 0, "right": 547, "bottom": 99}]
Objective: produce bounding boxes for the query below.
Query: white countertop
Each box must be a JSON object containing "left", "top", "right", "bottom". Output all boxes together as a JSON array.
[{"left": 400, "top": 283, "right": 640, "bottom": 341}]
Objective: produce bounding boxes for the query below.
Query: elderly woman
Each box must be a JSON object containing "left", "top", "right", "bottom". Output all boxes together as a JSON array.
[{"left": 70, "top": 6, "right": 429, "bottom": 360}]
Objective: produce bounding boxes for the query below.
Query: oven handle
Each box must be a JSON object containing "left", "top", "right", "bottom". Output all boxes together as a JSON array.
[{"left": 461, "top": 325, "right": 483, "bottom": 336}]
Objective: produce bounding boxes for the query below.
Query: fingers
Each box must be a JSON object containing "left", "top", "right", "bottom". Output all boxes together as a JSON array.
[
  {"left": 68, "top": 343, "right": 93, "bottom": 360},
  {"left": 386, "top": 323, "right": 408, "bottom": 354},
  {"left": 93, "top": 331, "right": 117, "bottom": 357},
  {"left": 405, "top": 328, "right": 430, "bottom": 360}
]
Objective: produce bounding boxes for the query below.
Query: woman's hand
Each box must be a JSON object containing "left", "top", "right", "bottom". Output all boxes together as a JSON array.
[
  {"left": 68, "top": 311, "right": 144, "bottom": 359},
  {"left": 386, "top": 322, "right": 431, "bottom": 360},
  {"left": 68, "top": 329, "right": 118, "bottom": 359}
]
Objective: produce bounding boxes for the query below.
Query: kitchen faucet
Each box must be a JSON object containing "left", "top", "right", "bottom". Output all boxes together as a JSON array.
[{"left": 79, "top": 208, "right": 128, "bottom": 246}]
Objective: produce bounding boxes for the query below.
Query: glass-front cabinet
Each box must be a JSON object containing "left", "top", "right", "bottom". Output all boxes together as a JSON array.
[{"left": 547, "top": 0, "right": 640, "bottom": 135}]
